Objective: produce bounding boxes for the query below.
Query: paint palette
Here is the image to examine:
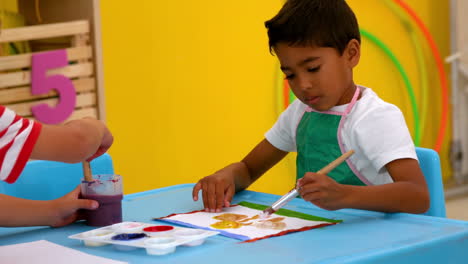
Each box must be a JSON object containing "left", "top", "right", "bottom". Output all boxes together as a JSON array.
[{"left": 69, "top": 222, "right": 219, "bottom": 255}]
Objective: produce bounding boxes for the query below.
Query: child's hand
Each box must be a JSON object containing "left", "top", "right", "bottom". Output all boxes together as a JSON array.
[
  {"left": 192, "top": 172, "right": 236, "bottom": 213},
  {"left": 48, "top": 186, "right": 99, "bottom": 227},
  {"left": 86, "top": 120, "right": 114, "bottom": 161},
  {"left": 297, "top": 172, "right": 350, "bottom": 211}
]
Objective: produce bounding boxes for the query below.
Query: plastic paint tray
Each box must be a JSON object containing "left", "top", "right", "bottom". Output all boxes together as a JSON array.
[{"left": 69, "top": 221, "right": 219, "bottom": 255}]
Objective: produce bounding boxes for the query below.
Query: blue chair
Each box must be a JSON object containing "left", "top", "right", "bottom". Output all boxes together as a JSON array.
[
  {"left": 0, "top": 153, "right": 114, "bottom": 200},
  {"left": 416, "top": 147, "right": 446, "bottom": 217}
]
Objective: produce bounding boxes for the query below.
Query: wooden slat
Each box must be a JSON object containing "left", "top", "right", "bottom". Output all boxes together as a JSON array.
[
  {"left": 72, "top": 34, "right": 89, "bottom": 47},
  {"left": 5, "top": 92, "right": 96, "bottom": 117},
  {"left": 0, "top": 46, "right": 92, "bottom": 71},
  {"left": 65, "top": 107, "right": 98, "bottom": 122},
  {"left": 0, "top": 62, "right": 93, "bottom": 89},
  {"left": 0, "top": 77, "right": 95, "bottom": 104},
  {"left": 0, "top": 20, "right": 89, "bottom": 43},
  {"left": 27, "top": 107, "right": 98, "bottom": 123}
]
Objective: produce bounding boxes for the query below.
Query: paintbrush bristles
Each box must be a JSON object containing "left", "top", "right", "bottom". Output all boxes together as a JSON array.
[{"left": 82, "top": 161, "right": 93, "bottom": 181}]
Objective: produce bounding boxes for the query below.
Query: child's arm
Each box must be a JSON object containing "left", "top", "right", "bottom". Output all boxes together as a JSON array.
[
  {"left": 192, "top": 139, "right": 288, "bottom": 212},
  {"left": 0, "top": 186, "right": 98, "bottom": 227},
  {"left": 30, "top": 117, "right": 113, "bottom": 163},
  {"left": 297, "top": 158, "right": 430, "bottom": 213}
]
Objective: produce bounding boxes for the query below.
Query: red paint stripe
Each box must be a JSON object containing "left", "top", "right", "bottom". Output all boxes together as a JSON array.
[{"left": 241, "top": 223, "right": 337, "bottom": 243}]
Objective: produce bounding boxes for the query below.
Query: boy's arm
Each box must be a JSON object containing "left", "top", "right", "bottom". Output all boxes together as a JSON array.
[
  {"left": 193, "top": 139, "right": 288, "bottom": 212},
  {"left": 239, "top": 139, "right": 289, "bottom": 190},
  {"left": 299, "top": 158, "right": 430, "bottom": 213},
  {"left": 344, "top": 158, "right": 429, "bottom": 213},
  {"left": 30, "top": 118, "right": 113, "bottom": 163}
]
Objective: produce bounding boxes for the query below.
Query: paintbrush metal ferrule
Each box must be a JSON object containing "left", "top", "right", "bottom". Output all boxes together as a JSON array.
[
  {"left": 262, "top": 150, "right": 355, "bottom": 218},
  {"left": 263, "top": 188, "right": 299, "bottom": 215}
]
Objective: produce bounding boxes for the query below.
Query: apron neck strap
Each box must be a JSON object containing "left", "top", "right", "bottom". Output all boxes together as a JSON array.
[{"left": 343, "top": 86, "right": 360, "bottom": 115}]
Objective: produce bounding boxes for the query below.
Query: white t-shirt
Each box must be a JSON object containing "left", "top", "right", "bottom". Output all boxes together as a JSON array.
[{"left": 265, "top": 87, "right": 417, "bottom": 185}]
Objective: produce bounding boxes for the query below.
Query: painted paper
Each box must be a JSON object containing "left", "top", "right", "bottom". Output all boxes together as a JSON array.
[{"left": 157, "top": 201, "right": 341, "bottom": 242}]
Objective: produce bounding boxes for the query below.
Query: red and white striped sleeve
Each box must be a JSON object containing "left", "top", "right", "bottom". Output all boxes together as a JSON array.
[{"left": 0, "top": 106, "right": 42, "bottom": 184}]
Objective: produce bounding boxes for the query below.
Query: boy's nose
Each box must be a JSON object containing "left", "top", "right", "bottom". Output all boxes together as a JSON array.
[{"left": 296, "top": 75, "right": 313, "bottom": 91}]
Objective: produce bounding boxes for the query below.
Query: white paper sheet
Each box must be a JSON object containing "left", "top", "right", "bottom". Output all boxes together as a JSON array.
[
  {"left": 161, "top": 204, "right": 334, "bottom": 241},
  {"left": 0, "top": 240, "right": 127, "bottom": 264}
]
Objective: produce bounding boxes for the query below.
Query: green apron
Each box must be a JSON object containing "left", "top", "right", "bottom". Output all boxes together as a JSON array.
[{"left": 296, "top": 87, "right": 367, "bottom": 186}]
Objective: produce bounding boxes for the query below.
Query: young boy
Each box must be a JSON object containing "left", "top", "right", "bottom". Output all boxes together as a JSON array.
[
  {"left": 192, "top": 0, "right": 429, "bottom": 214},
  {"left": 0, "top": 105, "right": 113, "bottom": 227}
]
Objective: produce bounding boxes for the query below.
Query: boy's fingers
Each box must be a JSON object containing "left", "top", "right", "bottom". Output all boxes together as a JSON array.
[
  {"left": 192, "top": 182, "right": 202, "bottom": 201},
  {"left": 296, "top": 178, "right": 303, "bottom": 186},
  {"left": 224, "top": 185, "right": 235, "bottom": 207},
  {"left": 215, "top": 183, "right": 224, "bottom": 212},
  {"left": 299, "top": 172, "right": 318, "bottom": 185},
  {"left": 299, "top": 183, "right": 320, "bottom": 197},
  {"left": 206, "top": 182, "right": 216, "bottom": 211},
  {"left": 201, "top": 181, "right": 209, "bottom": 211},
  {"left": 302, "top": 191, "right": 324, "bottom": 203}
]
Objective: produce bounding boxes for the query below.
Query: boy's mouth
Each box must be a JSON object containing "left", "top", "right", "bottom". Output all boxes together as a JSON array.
[{"left": 304, "top": 96, "right": 320, "bottom": 105}]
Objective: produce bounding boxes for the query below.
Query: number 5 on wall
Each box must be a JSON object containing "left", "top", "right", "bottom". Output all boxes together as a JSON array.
[{"left": 31, "top": 49, "right": 76, "bottom": 124}]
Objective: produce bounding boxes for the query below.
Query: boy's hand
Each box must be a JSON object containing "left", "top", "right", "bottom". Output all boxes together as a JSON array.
[
  {"left": 48, "top": 186, "right": 99, "bottom": 227},
  {"left": 192, "top": 172, "right": 236, "bottom": 213},
  {"left": 297, "top": 172, "right": 350, "bottom": 211}
]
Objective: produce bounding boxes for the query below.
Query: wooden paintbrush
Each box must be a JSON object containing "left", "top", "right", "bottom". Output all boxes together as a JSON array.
[
  {"left": 82, "top": 161, "right": 93, "bottom": 182},
  {"left": 261, "top": 150, "right": 355, "bottom": 217}
]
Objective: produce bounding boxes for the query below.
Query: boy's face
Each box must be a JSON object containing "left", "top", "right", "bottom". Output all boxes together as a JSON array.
[{"left": 274, "top": 41, "right": 360, "bottom": 111}]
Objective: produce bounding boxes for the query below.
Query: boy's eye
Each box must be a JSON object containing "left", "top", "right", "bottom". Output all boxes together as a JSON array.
[
  {"left": 285, "top": 74, "right": 295, "bottom": 80},
  {"left": 308, "top": 66, "right": 321, "bottom": 73}
]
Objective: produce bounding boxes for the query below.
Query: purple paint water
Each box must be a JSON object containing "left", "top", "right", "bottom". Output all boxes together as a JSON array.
[{"left": 82, "top": 194, "right": 123, "bottom": 226}]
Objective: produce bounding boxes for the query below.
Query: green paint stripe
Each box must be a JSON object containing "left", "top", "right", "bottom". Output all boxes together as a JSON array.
[{"left": 238, "top": 201, "right": 342, "bottom": 223}]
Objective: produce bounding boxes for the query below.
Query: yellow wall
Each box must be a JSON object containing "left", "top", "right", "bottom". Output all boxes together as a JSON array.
[
  {"left": 0, "top": 0, "right": 17, "bottom": 12},
  {"left": 100, "top": 0, "right": 451, "bottom": 195}
]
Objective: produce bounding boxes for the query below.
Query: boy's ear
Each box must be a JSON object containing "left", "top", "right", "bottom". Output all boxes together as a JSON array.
[{"left": 345, "top": 39, "right": 360, "bottom": 67}]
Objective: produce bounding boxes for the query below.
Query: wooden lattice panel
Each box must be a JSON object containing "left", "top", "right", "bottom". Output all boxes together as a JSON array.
[{"left": 0, "top": 20, "right": 98, "bottom": 123}]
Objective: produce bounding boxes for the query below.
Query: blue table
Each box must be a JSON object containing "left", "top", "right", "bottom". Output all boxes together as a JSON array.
[{"left": 1, "top": 184, "right": 468, "bottom": 263}]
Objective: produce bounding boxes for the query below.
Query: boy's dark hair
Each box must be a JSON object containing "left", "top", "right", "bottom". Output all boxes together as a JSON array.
[{"left": 265, "top": 0, "right": 360, "bottom": 55}]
